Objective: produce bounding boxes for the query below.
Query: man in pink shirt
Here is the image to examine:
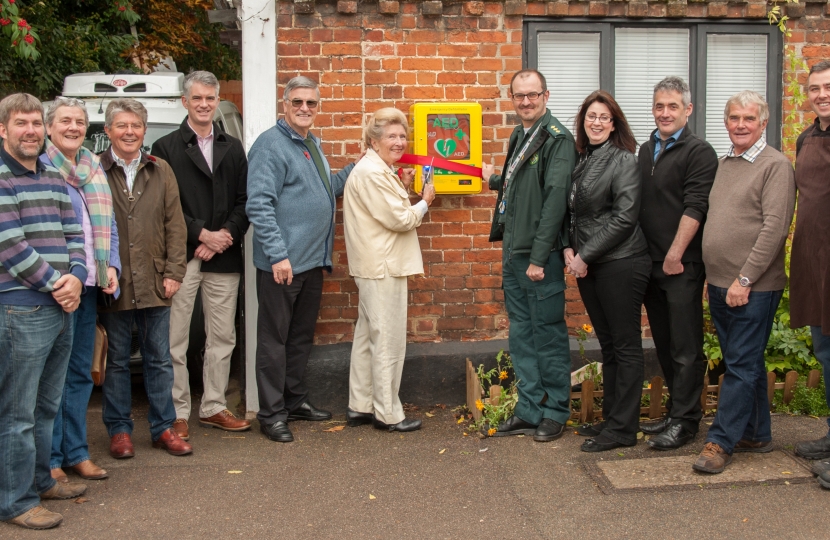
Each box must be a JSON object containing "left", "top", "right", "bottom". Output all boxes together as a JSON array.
[{"left": 151, "top": 71, "right": 250, "bottom": 442}]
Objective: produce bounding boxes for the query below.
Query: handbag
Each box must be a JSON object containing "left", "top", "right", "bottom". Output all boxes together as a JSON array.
[{"left": 91, "top": 321, "right": 108, "bottom": 386}]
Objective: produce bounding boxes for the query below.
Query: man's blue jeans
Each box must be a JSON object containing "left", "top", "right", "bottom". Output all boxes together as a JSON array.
[
  {"left": 99, "top": 307, "right": 176, "bottom": 441},
  {"left": 705, "top": 285, "right": 782, "bottom": 454},
  {"left": 811, "top": 326, "right": 830, "bottom": 432},
  {"left": 0, "top": 304, "right": 73, "bottom": 521},
  {"left": 51, "top": 287, "right": 97, "bottom": 469},
  {"left": 502, "top": 251, "right": 571, "bottom": 425}
]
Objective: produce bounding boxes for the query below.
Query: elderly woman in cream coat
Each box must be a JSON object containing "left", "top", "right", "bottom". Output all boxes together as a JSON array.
[{"left": 343, "top": 108, "right": 435, "bottom": 432}]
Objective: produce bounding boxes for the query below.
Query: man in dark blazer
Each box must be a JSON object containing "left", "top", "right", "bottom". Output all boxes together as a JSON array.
[{"left": 151, "top": 71, "right": 250, "bottom": 442}]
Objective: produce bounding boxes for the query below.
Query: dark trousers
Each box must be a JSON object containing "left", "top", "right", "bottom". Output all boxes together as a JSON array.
[
  {"left": 705, "top": 285, "right": 781, "bottom": 454},
  {"left": 255, "top": 267, "right": 323, "bottom": 424},
  {"left": 643, "top": 261, "right": 706, "bottom": 432},
  {"left": 502, "top": 251, "right": 571, "bottom": 425},
  {"left": 578, "top": 254, "right": 651, "bottom": 444}
]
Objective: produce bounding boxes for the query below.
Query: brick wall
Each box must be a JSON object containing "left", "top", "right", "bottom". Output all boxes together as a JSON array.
[{"left": 263, "top": 0, "right": 817, "bottom": 345}]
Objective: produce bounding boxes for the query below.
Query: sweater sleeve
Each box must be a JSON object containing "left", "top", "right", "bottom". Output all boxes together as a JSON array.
[
  {"left": 530, "top": 137, "right": 575, "bottom": 266},
  {"left": 0, "top": 176, "right": 81, "bottom": 290},
  {"left": 331, "top": 162, "right": 355, "bottom": 198},
  {"left": 739, "top": 159, "right": 797, "bottom": 283},
  {"left": 681, "top": 140, "right": 718, "bottom": 223},
  {"left": 246, "top": 134, "right": 290, "bottom": 265}
]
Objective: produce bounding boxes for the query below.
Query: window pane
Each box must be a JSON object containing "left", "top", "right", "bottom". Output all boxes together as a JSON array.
[
  {"left": 705, "top": 34, "right": 768, "bottom": 156},
  {"left": 614, "top": 28, "right": 690, "bottom": 150},
  {"left": 537, "top": 32, "right": 600, "bottom": 129}
]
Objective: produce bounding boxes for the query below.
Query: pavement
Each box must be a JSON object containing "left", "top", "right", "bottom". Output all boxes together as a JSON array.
[{"left": 5, "top": 388, "right": 830, "bottom": 540}]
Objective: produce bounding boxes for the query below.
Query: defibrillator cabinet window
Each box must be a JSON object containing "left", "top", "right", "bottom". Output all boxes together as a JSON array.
[{"left": 426, "top": 114, "right": 471, "bottom": 160}]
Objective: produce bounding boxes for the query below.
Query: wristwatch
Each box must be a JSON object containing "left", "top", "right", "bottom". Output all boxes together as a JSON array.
[{"left": 738, "top": 274, "right": 752, "bottom": 287}]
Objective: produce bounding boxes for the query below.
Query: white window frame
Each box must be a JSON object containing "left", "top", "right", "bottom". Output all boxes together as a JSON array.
[{"left": 524, "top": 20, "right": 784, "bottom": 151}]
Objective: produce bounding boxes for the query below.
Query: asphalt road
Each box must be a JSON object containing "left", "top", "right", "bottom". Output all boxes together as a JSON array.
[{"left": 5, "top": 389, "right": 830, "bottom": 539}]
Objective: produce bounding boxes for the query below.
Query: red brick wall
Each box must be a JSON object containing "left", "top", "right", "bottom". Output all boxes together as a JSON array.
[{"left": 263, "top": 0, "right": 814, "bottom": 345}]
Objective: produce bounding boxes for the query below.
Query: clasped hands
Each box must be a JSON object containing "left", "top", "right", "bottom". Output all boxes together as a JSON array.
[
  {"left": 563, "top": 248, "right": 588, "bottom": 279},
  {"left": 195, "top": 228, "right": 233, "bottom": 262}
]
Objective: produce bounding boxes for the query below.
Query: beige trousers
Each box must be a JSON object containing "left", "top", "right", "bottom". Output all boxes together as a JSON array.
[
  {"left": 170, "top": 257, "right": 240, "bottom": 419},
  {"left": 349, "top": 273, "right": 408, "bottom": 425}
]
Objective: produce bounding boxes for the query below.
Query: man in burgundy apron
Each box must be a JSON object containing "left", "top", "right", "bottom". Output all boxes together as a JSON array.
[{"left": 791, "top": 61, "right": 830, "bottom": 490}]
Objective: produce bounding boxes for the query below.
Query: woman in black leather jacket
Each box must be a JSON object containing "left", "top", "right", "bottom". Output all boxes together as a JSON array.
[{"left": 565, "top": 90, "right": 651, "bottom": 453}]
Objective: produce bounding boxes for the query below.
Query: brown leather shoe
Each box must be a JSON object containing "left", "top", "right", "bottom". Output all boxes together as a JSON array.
[
  {"left": 51, "top": 468, "right": 69, "bottom": 484},
  {"left": 152, "top": 427, "right": 193, "bottom": 456},
  {"left": 5, "top": 506, "right": 63, "bottom": 530},
  {"left": 40, "top": 481, "right": 87, "bottom": 500},
  {"left": 172, "top": 418, "right": 190, "bottom": 440},
  {"left": 109, "top": 432, "right": 135, "bottom": 459},
  {"left": 692, "top": 442, "right": 732, "bottom": 474},
  {"left": 200, "top": 409, "right": 251, "bottom": 432},
  {"left": 734, "top": 439, "right": 773, "bottom": 453},
  {"left": 69, "top": 460, "right": 108, "bottom": 480}
]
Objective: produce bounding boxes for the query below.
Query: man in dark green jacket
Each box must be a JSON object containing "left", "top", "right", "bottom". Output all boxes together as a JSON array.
[{"left": 482, "top": 69, "right": 576, "bottom": 442}]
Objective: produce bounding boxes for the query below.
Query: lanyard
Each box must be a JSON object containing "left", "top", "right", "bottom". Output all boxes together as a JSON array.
[
  {"left": 504, "top": 123, "right": 543, "bottom": 193},
  {"left": 499, "top": 123, "right": 543, "bottom": 214}
]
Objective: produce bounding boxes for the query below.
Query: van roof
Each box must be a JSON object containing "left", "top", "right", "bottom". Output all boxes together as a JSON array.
[{"left": 63, "top": 72, "right": 184, "bottom": 98}]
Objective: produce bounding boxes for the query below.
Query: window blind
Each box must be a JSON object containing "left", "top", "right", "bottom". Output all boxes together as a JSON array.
[
  {"left": 614, "top": 28, "right": 690, "bottom": 149},
  {"left": 705, "top": 34, "right": 768, "bottom": 156},
  {"left": 537, "top": 32, "right": 601, "bottom": 130}
]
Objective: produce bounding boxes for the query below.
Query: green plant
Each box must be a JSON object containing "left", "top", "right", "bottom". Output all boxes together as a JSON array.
[
  {"left": 772, "top": 378, "right": 830, "bottom": 416},
  {"left": 471, "top": 350, "right": 519, "bottom": 435}
]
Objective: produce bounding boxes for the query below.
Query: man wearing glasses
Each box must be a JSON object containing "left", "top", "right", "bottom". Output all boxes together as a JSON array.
[
  {"left": 482, "top": 69, "right": 576, "bottom": 442},
  {"left": 246, "top": 76, "right": 358, "bottom": 443}
]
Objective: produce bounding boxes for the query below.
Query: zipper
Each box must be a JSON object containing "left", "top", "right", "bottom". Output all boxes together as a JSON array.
[{"left": 650, "top": 138, "right": 684, "bottom": 176}]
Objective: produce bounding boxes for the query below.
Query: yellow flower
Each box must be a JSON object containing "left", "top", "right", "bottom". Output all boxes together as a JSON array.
[
  {"left": 582, "top": 324, "right": 593, "bottom": 333},
  {"left": 475, "top": 399, "right": 484, "bottom": 411},
  {"left": 499, "top": 370, "right": 508, "bottom": 380},
  {"left": 488, "top": 428, "right": 497, "bottom": 436}
]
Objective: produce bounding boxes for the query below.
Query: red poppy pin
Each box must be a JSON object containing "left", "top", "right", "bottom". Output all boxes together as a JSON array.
[{"left": 303, "top": 151, "right": 311, "bottom": 161}]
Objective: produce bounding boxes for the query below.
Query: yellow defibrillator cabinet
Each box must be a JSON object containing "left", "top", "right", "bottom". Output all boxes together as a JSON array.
[{"left": 408, "top": 102, "right": 482, "bottom": 195}]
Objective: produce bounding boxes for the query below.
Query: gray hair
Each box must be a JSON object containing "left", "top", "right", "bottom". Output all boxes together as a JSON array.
[
  {"left": 364, "top": 107, "right": 408, "bottom": 147},
  {"left": 45, "top": 97, "right": 89, "bottom": 128},
  {"left": 0, "top": 93, "right": 43, "bottom": 125},
  {"left": 653, "top": 76, "right": 692, "bottom": 108},
  {"left": 809, "top": 60, "right": 830, "bottom": 78},
  {"left": 723, "top": 90, "right": 769, "bottom": 124},
  {"left": 105, "top": 98, "right": 148, "bottom": 128},
  {"left": 184, "top": 70, "right": 220, "bottom": 98},
  {"left": 284, "top": 76, "right": 320, "bottom": 101}
]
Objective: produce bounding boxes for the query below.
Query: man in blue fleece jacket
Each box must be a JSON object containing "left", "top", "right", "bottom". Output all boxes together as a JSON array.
[{"left": 247, "top": 76, "right": 357, "bottom": 443}]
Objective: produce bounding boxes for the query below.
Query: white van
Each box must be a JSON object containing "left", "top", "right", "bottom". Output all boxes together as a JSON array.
[{"left": 45, "top": 71, "right": 244, "bottom": 152}]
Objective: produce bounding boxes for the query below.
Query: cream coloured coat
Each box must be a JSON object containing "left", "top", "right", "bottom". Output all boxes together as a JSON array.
[{"left": 343, "top": 149, "right": 424, "bottom": 279}]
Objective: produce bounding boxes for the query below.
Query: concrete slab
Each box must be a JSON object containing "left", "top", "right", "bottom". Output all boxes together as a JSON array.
[{"left": 590, "top": 451, "right": 812, "bottom": 493}]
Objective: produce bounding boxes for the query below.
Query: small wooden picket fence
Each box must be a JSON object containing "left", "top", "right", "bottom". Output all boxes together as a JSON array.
[{"left": 465, "top": 358, "right": 823, "bottom": 424}]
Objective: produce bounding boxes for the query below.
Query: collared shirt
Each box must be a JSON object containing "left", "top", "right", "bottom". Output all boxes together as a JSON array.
[
  {"left": 653, "top": 127, "right": 684, "bottom": 160},
  {"left": 726, "top": 137, "right": 767, "bottom": 163},
  {"left": 111, "top": 148, "right": 141, "bottom": 192},
  {"left": 187, "top": 119, "right": 214, "bottom": 172}
]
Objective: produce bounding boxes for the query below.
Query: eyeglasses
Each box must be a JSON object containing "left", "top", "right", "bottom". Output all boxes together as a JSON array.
[
  {"left": 585, "top": 113, "right": 613, "bottom": 124},
  {"left": 511, "top": 92, "right": 545, "bottom": 102},
  {"left": 288, "top": 99, "right": 319, "bottom": 109}
]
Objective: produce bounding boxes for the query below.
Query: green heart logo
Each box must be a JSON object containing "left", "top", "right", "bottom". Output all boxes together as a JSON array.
[{"left": 435, "top": 138, "right": 457, "bottom": 158}]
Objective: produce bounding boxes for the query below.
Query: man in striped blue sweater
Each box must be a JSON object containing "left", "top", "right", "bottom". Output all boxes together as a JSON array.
[{"left": 0, "top": 94, "right": 88, "bottom": 531}]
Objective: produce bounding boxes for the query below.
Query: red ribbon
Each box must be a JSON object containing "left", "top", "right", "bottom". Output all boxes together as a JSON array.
[{"left": 398, "top": 153, "right": 483, "bottom": 178}]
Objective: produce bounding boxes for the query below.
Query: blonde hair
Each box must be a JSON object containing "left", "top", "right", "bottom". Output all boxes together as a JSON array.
[{"left": 364, "top": 107, "right": 408, "bottom": 147}]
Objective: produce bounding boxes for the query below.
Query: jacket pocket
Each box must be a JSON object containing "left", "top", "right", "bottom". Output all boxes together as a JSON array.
[
  {"left": 153, "top": 257, "right": 167, "bottom": 300},
  {"left": 533, "top": 279, "right": 566, "bottom": 325}
]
